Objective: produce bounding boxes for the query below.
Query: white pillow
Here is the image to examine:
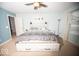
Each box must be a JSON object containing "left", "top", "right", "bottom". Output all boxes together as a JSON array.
[{"left": 29, "top": 27, "right": 41, "bottom": 32}]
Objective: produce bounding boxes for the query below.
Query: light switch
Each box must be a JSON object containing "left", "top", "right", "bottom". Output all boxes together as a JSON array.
[{"left": 6, "top": 26, "right": 9, "bottom": 29}]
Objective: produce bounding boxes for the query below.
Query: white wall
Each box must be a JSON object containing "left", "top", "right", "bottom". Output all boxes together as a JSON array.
[
  {"left": 15, "top": 12, "right": 65, "bottom": 38},
  {"left": 15, "top": 15, "right": 24, "bottom": 36}
]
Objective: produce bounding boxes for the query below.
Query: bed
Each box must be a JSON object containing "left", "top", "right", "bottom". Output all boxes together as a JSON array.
[{"left": 16, "top": 27, "right": 60, "bottom": 51}]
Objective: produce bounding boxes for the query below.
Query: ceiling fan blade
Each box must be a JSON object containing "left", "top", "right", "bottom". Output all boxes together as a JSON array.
[
  {"left": 40, "top": 3, "right": 47, "bottom": 7},
  {"left": 25, "top": 3, "right": 33, "bottom": 5}
]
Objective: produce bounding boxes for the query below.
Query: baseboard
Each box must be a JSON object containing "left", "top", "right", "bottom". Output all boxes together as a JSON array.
[
  {"left": 68, "top": 39, "right": 79, "bottom": 47},
  {"left": 0, "top": 37, "right": 12, "bottom": 46}
]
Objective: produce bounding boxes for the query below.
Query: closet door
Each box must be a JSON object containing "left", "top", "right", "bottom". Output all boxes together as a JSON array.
[{"left": 69, "top": 15, "right": 79, "bottom": 46}]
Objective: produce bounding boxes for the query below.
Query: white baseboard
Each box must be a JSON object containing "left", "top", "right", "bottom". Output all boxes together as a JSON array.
[
  {"left": 0, "top": 37, "right": 12, "bottom": 46},
  {"left": 68, "top": 39, "right": 79, "bottom": 47}
]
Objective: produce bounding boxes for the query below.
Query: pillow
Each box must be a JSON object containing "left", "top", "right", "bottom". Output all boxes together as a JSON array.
[
  {"left": 29, "top": 27, "right": 41, "bottom": 32},
  {"left": 30, "top": 27, "right": 39, "bottom": 30}
]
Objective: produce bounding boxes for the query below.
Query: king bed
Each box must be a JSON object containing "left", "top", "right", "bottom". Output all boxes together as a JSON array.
[
  {"left": 16, "top": 31, "right": 60, "bottom": 51},
  {"left": 16, "top": 25, "right": 61, "bottom": 51}
]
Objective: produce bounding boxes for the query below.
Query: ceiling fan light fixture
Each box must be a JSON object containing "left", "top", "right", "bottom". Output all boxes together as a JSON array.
[
  {"left": 33, "top": 2, "right": 39, "bottom": 7},
  {"left": 25, "top": 2, "right": 47, "bottom": 10}
]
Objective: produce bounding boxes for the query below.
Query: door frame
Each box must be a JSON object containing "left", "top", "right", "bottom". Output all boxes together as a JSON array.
[{"left": 7, "top": 14, "right": 16, "bottom": 37}]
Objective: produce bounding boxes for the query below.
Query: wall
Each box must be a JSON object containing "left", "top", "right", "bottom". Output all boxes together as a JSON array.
[
  {"left": 15, "top": 12, "right": 65, "bottom": 38},
  {"left": 0, "top": 8, "right": 15, "bottom": 44},
  {"left": 15, "top": 15, "right": 23, "bottom": 36}
]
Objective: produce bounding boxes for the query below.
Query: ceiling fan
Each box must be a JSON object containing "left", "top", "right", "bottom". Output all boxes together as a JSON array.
[{"left": 24, "top": 2, "right": 47, "bottom": 10}]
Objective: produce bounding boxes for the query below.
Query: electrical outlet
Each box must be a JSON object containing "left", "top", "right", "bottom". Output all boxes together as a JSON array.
[{"left": 0, "top": 39, "right": 1, "bottom": 42}]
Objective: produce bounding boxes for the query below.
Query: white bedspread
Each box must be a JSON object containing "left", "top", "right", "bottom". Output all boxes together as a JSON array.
[{"left": 16, "top": 41, "right": 60, "bottom": 51}]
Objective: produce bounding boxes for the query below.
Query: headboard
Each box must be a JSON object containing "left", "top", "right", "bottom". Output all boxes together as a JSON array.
[{"left": 28, "top": 18, "right": 49, "bottom": 32}]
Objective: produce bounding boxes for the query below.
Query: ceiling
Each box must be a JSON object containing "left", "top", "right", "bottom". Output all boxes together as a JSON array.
[{"left": 0, "top": 2, "right": 79, "bottom": 14}]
